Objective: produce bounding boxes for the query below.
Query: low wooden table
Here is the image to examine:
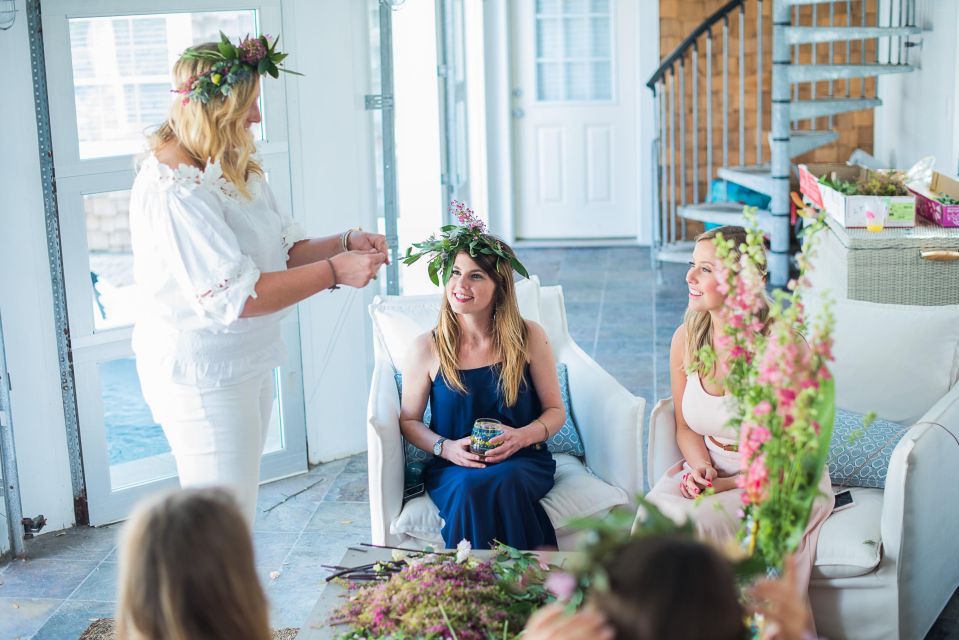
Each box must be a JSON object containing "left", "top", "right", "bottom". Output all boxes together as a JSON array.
[{"left": 298, "top": 546, "right": 580, "bottom": 639}]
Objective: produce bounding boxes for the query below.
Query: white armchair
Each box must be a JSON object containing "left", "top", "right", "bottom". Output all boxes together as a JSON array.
[
  {"left": 367, "top": 277, "right": 646, "bottom": 550},
  {"left": 646, "top": 299, "right": 959, "bottom": 640}
]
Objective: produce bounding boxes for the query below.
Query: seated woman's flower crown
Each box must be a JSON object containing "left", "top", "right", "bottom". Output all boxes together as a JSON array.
[
  {"left": 403, "top": 201, "right": 529, "bottom": 286},
  {"left": 174, "top": 32, "right": 302, "bottom": 105}
]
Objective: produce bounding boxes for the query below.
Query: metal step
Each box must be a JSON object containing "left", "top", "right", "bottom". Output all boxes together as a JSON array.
[
  {"left": 783, "top": 0, "right": 858, "bottom": 4},
  {"left": 656, "top": 241, "right": 696, "bottom": 265},
  {"left": 785, "top": 26, "right": 921, "bottom": 46},
  {"left": 790, "top": 97, "right": 882, "bottom": 121},
  {"left": 787, "top": 63, "right": 915, "bottom": 83},
  {"left": 717, "top": 165, "right": 775, "bottom": 198},
  {"left": 678, "top": 202, "right": 773, "bottom": 232},
  {"left": 785, "top": 129, "right": 839, "bottom": 157}
]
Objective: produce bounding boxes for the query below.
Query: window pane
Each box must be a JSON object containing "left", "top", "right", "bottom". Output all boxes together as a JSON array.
[
  {"left": 591, "top": 16, "right": 611, "bottom": 57},
  {"left": 102, "top": 358, "right": 173, "bottom": 490},
  {"left": 68, "top": 11, "right": 257, "bottom": 160},
  {"left": 592, "top": 61, "right": 612, "bottom": 100},
  {"left": 536, "top": 0, "right": 561, "bottom": 14},
  {"left": 537, "top": 62, "right": 564, "bottom": 101},
  {"left": 565, "top": 62, "right": 590, "bottom": 100},
  {"left": 536, "top": 17, "right": 562, "bottom": 60},
  {"left": 84, "top": 190, "right": 136, "bottom": 331},
  {"left": 563, "top": 18, "right": 590, "bottom": 58}
]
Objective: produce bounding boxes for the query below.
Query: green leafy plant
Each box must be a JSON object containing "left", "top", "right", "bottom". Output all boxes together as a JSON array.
[
  {"left": 819, "top": 170, "right": 909, "bottom": 197},
  {"left": 935, "top": 192, "right": 959, "bottom": 205}
]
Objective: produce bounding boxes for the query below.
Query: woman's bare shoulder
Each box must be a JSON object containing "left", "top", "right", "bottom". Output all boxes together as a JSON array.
[{"left": 153, "top": 141, "right": 200, "bottom": 172}]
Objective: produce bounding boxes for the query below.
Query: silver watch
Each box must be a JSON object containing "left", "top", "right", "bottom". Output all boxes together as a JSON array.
[{"left": 433, "top": 437, "right": 447, "bottom": 457}]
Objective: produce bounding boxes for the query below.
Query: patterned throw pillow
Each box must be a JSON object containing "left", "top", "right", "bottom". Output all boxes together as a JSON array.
[
  {"left": 549, "top": 364, "right": 585, "bottom": 457},
  {"left": 827, "top": 408, "right": 910, "bottom": 489},
  {"left": 393, "top": 374, "right": 432, "bottom": 489},
  {"left": 393, "top": 364, "right": 586, "bottom": 485}
]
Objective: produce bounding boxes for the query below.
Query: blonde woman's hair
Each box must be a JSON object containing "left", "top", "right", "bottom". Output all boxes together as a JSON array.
[
  {"left": 116, "top": 488, "right": 270, "bottom": 640},
  {"left": 434, "top": 237, "right": 530, "bottom": 407},
  {"left": 684, "top": 225, "right": 770, "bottom": 378},
  {"left": 148, "top": 43, "right": 262, "bottom": 198}
]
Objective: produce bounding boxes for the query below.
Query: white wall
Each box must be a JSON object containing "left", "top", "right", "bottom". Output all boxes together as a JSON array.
[
  {"left": 874, "top": 1, "right": 959, "bottom": 175},
  {"left": 635, "top": 1, "right": 659, "bottom": 245},
  {"left": 284, "top": 0, "right": 379, "bottom": 463},
  {"left": 0, "top": 0, "right": 77, "bottom": 530}
]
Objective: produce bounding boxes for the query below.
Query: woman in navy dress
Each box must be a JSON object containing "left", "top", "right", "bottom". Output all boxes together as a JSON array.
[{"left": 399, "top": 229, "right": 565, "bottom": 550}]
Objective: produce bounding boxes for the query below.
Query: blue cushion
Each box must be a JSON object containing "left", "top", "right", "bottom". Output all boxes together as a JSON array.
[
  {"left": 393, "top": 363, "right": 586, "bottom": 485},
  {"left": 393, "top": 373, "right": 432, "bottom": 488},
  {"left": 827, "top": 408, "right": 910, "bottom": 489},
  {"left": 549, "top": 364, "right": 585, "bottom": 457}
]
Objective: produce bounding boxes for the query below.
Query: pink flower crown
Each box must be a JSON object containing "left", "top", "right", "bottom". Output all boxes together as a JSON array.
[{"left": 173, "top": 32, "right": 302, "bottom": 105}]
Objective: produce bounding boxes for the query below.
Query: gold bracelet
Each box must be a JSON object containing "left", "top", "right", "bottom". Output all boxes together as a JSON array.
[{"left": 535, "top": 418, "right": 550, "bottom": 442}]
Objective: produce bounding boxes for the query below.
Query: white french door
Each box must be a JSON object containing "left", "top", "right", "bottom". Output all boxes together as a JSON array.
[
  {"left": 511, "top": 0, "right": 639, "bottom": 240},
  {"left": 41, "top": 0, "right": 307, "bottom": 525}
]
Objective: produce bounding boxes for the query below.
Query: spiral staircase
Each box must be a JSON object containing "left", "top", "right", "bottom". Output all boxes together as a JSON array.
[{"left": 648, "top": 0, "right": 922, "bottom": 285}]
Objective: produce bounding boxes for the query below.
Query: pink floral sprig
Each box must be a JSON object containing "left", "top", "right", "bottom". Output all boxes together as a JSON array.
[
  {"left": 450, "top": 199, "right": 487, "bottom": 233},
  {"left": 698, "top": 208, "right": 835, "bottom": 571}
]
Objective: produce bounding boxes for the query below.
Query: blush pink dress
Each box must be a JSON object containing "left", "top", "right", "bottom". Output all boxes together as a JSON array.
[{"left": 645, "top": 373, "right": 834, "bottom": 591}]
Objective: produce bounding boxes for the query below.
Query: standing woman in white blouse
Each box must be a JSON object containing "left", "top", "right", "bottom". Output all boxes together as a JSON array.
[{"left": 129, "top": 35, "right": 388, "bottom": 526}]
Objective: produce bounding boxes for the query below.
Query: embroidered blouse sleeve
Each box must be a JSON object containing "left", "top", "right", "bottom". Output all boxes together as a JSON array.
[
  {"left": 151, "top": 183, "right": 260, "bottom": 326},
  {"left": 263, "top": 180, "right": 307, "bottom": 259}
]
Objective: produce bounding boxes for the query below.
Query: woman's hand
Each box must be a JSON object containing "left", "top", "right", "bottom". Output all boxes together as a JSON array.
[
  {"left": 483, "top": 424, "right": 535, "bottom": 463},
  {"left": 679, "top": 462, "right": 717, "bottom": 499},
  {"left": 747, "top": 556, "right": 810, "bottom": 639},
  {"left": 440, "top": 436, "right": 486, "bottom": 469},
  {"left": 523, "top": 604, "right": 613, "bottom": 640},
  {"left": 329, "top": 250, "right": 387, "bottom": 288},
  {"left": 347, "top": 230, "right": 390, "bottom": 262}
]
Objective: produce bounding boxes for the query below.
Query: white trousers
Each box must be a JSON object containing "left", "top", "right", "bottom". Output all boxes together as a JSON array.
[{"left": 140, "top": 370, "right": 275, "bottom": 527}]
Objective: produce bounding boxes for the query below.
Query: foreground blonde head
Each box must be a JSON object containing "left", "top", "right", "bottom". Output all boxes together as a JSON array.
[
  {"left": 684, "top": 225, "right": 770, "bottom": 377},
  {"left": 116, "top": 488, "right": 269, "bottom": 640},
  {"left": 149, "top": 43, "right": 262, "bottom": 198},
  {"left": 435, "top": 239, "right": 529, "bottom": 407}
]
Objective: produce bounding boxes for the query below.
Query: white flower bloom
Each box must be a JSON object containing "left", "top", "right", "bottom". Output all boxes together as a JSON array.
[{"left": 456, "top": 539, "right": 472, "bottom": 563}]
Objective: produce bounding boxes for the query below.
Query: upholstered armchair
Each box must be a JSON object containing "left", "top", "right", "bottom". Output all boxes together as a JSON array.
[
  {"left": 646, "top": 299, "right": 959, "bottom": 640},
  {"left": 367, "top": 277, "right": 646, "bottom": 550}
]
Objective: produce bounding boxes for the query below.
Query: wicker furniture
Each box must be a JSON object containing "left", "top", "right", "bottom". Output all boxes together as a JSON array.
[{"left": 810, "top": 216, "right": 959, "bottom": 306}]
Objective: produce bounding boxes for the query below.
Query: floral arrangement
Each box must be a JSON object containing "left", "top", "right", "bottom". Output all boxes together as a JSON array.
[
  {"left": 174, "top": 32, "right": 301, "bottom": 105},
  {"left": 403, "top": 201, "right": 529, "bottom": 286},
  {"left": 330, "top": 541, "right": 555, "bottom": 639},
  {"left": 698, "top": 209, "right": 836, "bottom": 571}
]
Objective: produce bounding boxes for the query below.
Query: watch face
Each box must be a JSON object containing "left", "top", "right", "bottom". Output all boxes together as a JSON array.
[{"left": 433, "top": 439, "right": 443, "bottom": 455}]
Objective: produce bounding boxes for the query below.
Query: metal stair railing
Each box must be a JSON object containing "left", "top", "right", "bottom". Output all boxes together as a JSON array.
[{"left": 647, "top": 0, "right": 919, "bottom": 286}]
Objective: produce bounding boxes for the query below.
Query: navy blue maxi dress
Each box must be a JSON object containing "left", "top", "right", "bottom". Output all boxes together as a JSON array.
[{"left": 424, "top": 363, "right": 557, "bottom": 550}]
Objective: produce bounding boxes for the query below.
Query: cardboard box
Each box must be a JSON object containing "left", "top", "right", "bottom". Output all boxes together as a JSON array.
[
  {"left": 798, "top": 163, "right": 916, "bottom": 228},
  {"left": 908, "top": 171, "right": 959, "bottom": 228}
]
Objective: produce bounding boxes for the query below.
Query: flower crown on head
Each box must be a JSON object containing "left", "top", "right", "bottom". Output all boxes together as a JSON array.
[
  {"left": 403, "top": 201, "right": 529, "bottom": 286},
  {"left": 173, "top": 32, "right": 302, "bottom": 105}
]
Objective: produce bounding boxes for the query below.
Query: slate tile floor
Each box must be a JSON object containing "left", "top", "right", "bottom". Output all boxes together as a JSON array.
[{"left": 1, "top": 247, "right": 956, "bottom": 638}]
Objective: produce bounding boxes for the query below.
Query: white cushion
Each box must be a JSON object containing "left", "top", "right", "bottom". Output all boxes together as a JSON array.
[
  {"left": 370, "top": 277, "right": 542, "bottom": 372},
  {"left": 824, "top": 299, "right": 959, "bottom": 425},
  {"left": 813, "top": 487, "right": 884, "bottom": 579},
  {"left": 390, "top": 453, "right": 629, "bottom": 545}
]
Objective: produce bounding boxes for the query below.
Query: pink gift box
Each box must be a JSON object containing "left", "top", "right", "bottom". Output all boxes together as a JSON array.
[{"left": 909, "top": 171, "right": 959, "bottom": 228}]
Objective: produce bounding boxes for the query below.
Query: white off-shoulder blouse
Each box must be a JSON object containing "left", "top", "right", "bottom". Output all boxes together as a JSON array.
[{"left": 129, "top": 154, "right": 307, "bottom": 386}]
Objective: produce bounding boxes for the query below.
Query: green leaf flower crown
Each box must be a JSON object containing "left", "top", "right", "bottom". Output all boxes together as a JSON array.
[
  {"left": 403, "top": 201, "right": 530, "bottom": 286},
  {"left": 174, "top": 32, "right": 302, "bottom": 105}
]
